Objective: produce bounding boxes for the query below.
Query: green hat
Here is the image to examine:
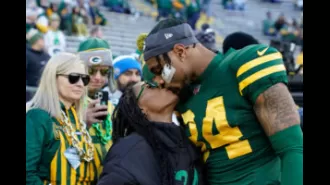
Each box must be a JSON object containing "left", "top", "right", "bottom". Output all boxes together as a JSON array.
[
  {"left": 77, "top": 37, "right": 116, "bottom": 93},
  {"left": 26, "top": 29, "right": 43, "bottom": 45},
  {"left": 78, "top": 37, "right": 111, "bottom": 52},
  {"left": 77, "top": 38, "right": 113, "bottom": 67},
  {"left": 142, "top": 64, "right": 155, "bottom": 82}
]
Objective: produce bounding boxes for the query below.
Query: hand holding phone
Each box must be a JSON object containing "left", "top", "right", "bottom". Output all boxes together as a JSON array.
[
  {"left": 86, "top": 91, "right": 109, "bottom": 126},
  {"left": 94, "top": 91, "right": 109, "bottom": 121}
]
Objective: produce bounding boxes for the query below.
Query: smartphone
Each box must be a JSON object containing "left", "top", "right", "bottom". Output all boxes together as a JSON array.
[{"left": 94, "top": 91, "right": 109, "bottom": 121}]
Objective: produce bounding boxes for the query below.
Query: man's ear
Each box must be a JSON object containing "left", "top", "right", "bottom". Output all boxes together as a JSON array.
[{"left": 172, "top": 44, "right": 187, "bottom": 61}]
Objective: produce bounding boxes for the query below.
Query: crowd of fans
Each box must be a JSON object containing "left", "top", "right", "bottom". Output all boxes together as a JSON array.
[
  {"left": 26, "top": 1, "right": 303, "bottom": 185},
  {"left": 262, "top": 11, "right": 303, "bottom": 44}
]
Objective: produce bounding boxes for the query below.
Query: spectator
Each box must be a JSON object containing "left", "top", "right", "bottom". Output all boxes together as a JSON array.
[
  {"left": 262, "top": 11, "right": 276, "bottom": 36},
  {"left": 59, "top": 2, "right": 73, "bottom": 35},
  {"left": 172, "top": 0, "right": 186, "bottom": 21},
  {"left": 97, "top": 82, "right": 204, "bottom": 185},
  {"left": 156, "top": 0, "right": 172, "bottom": 21},
  {"left": 26, "top": 29, "right": 50, "bottom": 88},
  {"left": 77, "top": 37, "right": 115, "bottom": 177},
  {"left": 78, "top": 0, "right": 91, "bottom": 25},
  {"left": 201, "top": 0, "right": 212, "bottom": 21},
  {"left": 26, "top": 53, "right": 98, "bottom": 185},
  {"left": 26, "top": 1, "right": 49, "bottom": 33},
  {"left": 281, "top": 18, "right": 302, "bottom": 44},
  {"left": 274, "top": 14, "right": 288, "bottom": 36},
  {"left": 44, "top": 13, "right": 66, "bottom": 56},
  {"left": 90, "top": 25, "right": 103, "bottom": 38},
  {"left": 195, "top": 24, "right": 218, "bottom": 53},
  {"left": 222, "top": 31, "right": 259, "bottom": 54},
  {"left": 186, "top": 0, "right": 201, "bottom": 30},
  {"left": 134, "top": 33, "right": 148, "bottom": 65},
  {"left": 107, "top": 55, "right": 142, "bottom": 106},
  {"left": 72, "top": 6, "right": 89, "bottom": 40},
  {"left": 46, "top": 3, "right": 59, "bottom": 18},
  {"left": 107, "top": 0, "right": 131, "bottom": 14},
  {"left": 89, "top": 0, "right": 107, "bottom": 26},
  {"left": 141, "top": 64, "right": 181, "bottom": 126}
]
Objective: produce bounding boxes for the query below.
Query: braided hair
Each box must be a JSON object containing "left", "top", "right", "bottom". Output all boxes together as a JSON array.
[{"left": 112, "top": 82, "right": 174, "bottom": 185}]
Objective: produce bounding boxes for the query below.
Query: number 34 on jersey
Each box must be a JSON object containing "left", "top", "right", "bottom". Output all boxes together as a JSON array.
[{"left": 181, "top": 96, "right": 253, "bottom": 162}]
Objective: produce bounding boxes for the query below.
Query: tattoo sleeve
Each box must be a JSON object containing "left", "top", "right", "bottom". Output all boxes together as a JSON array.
[{"left": 254, "top": 83, "right": 300, "bottom": 136}]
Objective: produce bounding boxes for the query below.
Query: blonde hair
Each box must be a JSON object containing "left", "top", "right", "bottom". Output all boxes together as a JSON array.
[{"left": 27, "top": 52, "right": 88, "bottom": 121}]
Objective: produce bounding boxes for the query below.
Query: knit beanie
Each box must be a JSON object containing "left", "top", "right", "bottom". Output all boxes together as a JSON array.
[
  {"left": 113, "top": 55, "right": 142, "bottom": 80},
  {"left": 26, "top": 29, "right": 43, "bottom": 45},
  {"left": 77, "top": 37, "right": 113, "bottom": 67}
]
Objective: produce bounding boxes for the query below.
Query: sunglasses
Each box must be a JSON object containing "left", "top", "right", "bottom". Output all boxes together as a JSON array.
[
  {"left": 57, "top": 73, "right": 90, "bottom": 86},
  {"left": 88, "top": 68, "right": 109, "bottom": 76},
  {"left": 136, "top": 81, "right": 158, "bottom": 101}
]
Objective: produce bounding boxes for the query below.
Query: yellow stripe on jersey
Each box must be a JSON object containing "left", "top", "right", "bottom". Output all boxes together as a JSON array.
[
  {"left": 236, "top": 52, "right": 282, "bottom": 77},
  {"left": 239, "top": 64, "right": 286, "bottom": 94},
  {"left": 71, "top": 107, "right": 80, "bottom": 130},
  {"left": 78, "top": 143, "right": 86, "bottom": 183},
  {"left": 108, "top": 102, "right": 114, "bottom": 114},
  {"left": 60, "top": 134, "right": 67, "bottom": 185},
  {"left": 226, "top": 140, "right": 252, "bottom": 159},
  {"left": 70, "top": 161, "right": 77, "bottom": 185},
  {"left": 50, "top": 150, "right": 59, "bottom": 183},
  {"left": 93, "top": 143, "right": 103, "bottom": 176}
]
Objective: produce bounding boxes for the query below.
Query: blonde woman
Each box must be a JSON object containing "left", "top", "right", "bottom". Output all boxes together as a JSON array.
[{"left": 26, "top": 53, "right": 99, "bottom": 185}]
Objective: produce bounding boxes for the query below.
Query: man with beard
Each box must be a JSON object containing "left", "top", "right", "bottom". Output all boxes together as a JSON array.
[
  {"left": 105, "top": 55, "right": 142, "bottom": 106},
  {"left": 77, "top": 37, "right": 116, "bottom": 178},
  {"left": 143, "top": 18, "right": 302, "bottom": 185}
]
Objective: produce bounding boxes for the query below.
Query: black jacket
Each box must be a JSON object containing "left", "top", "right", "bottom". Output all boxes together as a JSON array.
[
  {"left": 97, "top": 122, "right": 204, "bottom": 185},
  {"left": 26, "top": 46, "right": 50, "bottom": 87}
]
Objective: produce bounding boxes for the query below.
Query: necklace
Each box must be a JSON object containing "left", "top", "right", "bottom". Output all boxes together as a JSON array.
[{"left": 60, "top": 109, "right": 94, "bottom": 162}]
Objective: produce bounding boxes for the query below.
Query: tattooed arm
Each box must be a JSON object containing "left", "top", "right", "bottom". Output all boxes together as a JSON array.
[
  {"left": 254, "top": 83, "right": 300, "bottom": 136},
  {"left": 254, "top": 83, "right": 303, "bottom": 185}
]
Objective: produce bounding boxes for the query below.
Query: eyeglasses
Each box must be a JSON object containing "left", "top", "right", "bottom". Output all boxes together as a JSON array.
[
  {"left": 136, "top": 81, "right": 158, "bottom": 101},
  {"left": 57, "top": 73, "right": 90, "bottom": 86},
  {"left": 88, "top": 68, "right": 109, "bottom": 76}
]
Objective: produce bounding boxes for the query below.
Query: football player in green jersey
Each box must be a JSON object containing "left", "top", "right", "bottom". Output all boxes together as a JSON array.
[{"left": 142, "top": 19, "right": 303, "bottom": 185}]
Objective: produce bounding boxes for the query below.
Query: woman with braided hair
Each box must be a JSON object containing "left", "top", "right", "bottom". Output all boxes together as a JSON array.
[{"left": 97, "top": 81, "right": 204, "bottom": 185}]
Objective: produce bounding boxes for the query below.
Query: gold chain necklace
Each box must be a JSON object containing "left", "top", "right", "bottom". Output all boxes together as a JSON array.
[{"left": 60, "top": 110, "right": 94, "bottom": 162}]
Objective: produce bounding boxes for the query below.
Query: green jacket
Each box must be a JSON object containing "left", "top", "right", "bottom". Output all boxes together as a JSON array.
[
  {"left": 26, "top": 105, "right": 98, "bottom": 185},
  {"left": 157, "top": 0, "right": 172, "bottom": 9},
  {"left": 262, "top": 19, "right": 274, "bottom": 34},
  {"left": 186, "top": 0, "right": 201, "bottom": 16}
]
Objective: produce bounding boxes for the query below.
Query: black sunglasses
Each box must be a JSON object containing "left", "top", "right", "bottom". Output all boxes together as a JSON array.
[
  {"left": 136, "top": 81, "right": 158, "bottom": 100},
  {"left": 88, "top": 68, "right": 109, "bottom": 76},
  {"left": 57, "top": 73, "right": 90, "bottom": 86}
]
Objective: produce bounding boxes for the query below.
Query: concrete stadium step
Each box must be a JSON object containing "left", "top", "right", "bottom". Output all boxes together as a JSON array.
[
  {"left": 64, "top": 5, "right": 157, "bottom": 56},
  {"left": 66, "top": 35, "right": 136, "bottom": 45},
  {"left": 66, "top": 45, "right": 135, "bottom": 55},
  {"left": 102, "top": 25, "right": 153, "bottom": 33},
  {"left": 67, "top": 39, "right": 136, "bottom": 49},
  {"left": 101, "top": 29, "right": 148, "bottom": 38}
]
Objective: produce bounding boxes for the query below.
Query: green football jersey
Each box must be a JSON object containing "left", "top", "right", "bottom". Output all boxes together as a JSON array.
[{"left": 178, "top": 44, "right": 287, "bottom": 184}]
